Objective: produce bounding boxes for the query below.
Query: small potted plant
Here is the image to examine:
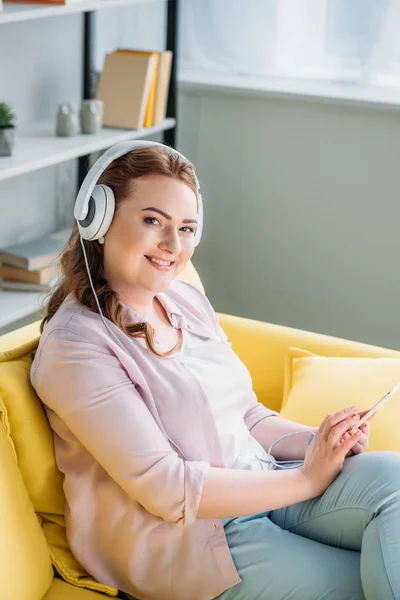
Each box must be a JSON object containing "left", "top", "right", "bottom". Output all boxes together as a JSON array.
[{"left": 0, "top": 102, "right": 16, "bottom": 157}]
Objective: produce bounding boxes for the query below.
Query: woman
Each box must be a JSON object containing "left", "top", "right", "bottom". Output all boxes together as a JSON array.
[{"left": 31, "top": 142, "right": 400, "bottom": 600}]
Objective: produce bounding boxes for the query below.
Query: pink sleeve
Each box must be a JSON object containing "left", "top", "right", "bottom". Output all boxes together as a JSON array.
[{"left": 244, "top": 391, "right": 280, "bottom": 431}]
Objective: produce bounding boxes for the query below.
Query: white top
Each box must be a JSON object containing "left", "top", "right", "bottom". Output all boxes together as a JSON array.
[{"left": 156, "top": 327, "right": 273, "bottom": 471}]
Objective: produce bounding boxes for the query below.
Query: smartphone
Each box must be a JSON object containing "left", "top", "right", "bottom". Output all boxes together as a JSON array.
[{"left": 356, "top": 382, "right": 400, "bottom": 428}]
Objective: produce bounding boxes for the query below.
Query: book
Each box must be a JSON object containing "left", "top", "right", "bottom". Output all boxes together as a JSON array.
[
  {"left": 115, "top": 49, "right": 173, "bottom": 127},
  {"left": 96, "top": 51, "right": 157, "bottom": 130},
  {"left": 0, "top": 228, "right": 70, "bottom": 271},
  {"left": 0, "top": 277, "right": 59, "bottom": 293},
  {"left": 0, "top": 262, "right": 60, "bottom": 285},
  {"left": 116, "top": 50, "right": 161, "bottom": 128},
  {"left": 154, "top": 51, "right": 173, "bottom": 125}
]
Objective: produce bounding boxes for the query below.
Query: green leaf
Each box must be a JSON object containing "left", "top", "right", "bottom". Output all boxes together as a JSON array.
[{"left": 0, "top": 102, "right": 16, "bottom": 128}]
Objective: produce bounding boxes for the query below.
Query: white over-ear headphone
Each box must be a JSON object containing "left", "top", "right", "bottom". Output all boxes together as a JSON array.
[{"left": 74, "top": 140, "right": 203, "bottom": 247}]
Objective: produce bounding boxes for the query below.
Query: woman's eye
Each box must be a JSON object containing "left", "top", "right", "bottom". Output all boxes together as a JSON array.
[
  {"left": 144, "top": 217, "right": 194, "bottom": 234},
  {"left": 144, "top": 217, "right": 159, "bottom": 225}
]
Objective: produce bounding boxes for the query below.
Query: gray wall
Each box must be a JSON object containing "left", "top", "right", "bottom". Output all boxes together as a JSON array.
[{"left": 178, "top": 83, "right": 400, "bottom": 351}]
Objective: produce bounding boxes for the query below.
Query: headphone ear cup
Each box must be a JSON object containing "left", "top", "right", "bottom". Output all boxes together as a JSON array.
[
  {"left": 77, "top": 184, "right": 115, "bottom": 241},
  {"left": 193, "top": 192, "right": 203, "bottom": 247}
]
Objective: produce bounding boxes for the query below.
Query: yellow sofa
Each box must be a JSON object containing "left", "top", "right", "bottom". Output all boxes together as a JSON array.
[{"left": 1, "top": 263, "right": 399, "bottom": 600}]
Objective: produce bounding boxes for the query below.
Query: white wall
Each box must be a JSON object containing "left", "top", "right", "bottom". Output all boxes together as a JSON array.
[
  {"left": 0, "top": 15, "right": 83, "bottom": 247},
  {"left": 178, "top": 82, "right": 400, "bottom": 351}
]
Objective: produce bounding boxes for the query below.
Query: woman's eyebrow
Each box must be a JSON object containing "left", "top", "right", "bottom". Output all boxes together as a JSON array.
[{"left": 141, "top": 207, "right": 198, "bottom": 224}]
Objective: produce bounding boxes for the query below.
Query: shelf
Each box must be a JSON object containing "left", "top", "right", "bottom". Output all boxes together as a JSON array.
[
  {"left": 0, "top": 116, "right": 176, "bottom": 329},
  {"left": 0, "top": 288, "right": 45, "bottom": 329},
  {"left": 0, "top": 0, "right": 153, "bottom": 24},
  {"left": 0, "top": 118, "right": 176, "bottom": 181}
]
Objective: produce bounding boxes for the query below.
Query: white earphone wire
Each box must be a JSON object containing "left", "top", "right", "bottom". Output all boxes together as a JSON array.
[
  {"left": 265, "top": 430, "right": 316, "bottom": 469},
  {"left": 76, "top": 139, "right": 313, "bottom": 471},
  {"left": 79, "top": 233, "right": 191, "bottom": 461}
]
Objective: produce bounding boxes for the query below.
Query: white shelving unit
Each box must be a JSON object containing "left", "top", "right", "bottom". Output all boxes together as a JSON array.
[
  {"left": 0, "top": 0, "right": 152, "bottom": 24},
  {"left": 0, "top": 0, "right": 177, "bottom": 333},
  {"left": 0, "top": 289, "right": 47, "bottom": 330},
  {"left": 0, "top": 118, "right": 176, "bottom": 330},
  {"left": 0, "top": 118, "right": 176, "bottom": 181}
]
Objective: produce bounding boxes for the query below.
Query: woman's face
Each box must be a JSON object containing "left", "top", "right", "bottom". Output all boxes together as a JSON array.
[{"left": 102, "top": 174, "right": 198, "bottom": 297}]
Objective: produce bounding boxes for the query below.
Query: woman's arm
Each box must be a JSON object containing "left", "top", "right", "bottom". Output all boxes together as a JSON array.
[
  {"left": 250, "top": 416, "right": 318, "bottom": 461},
  {"left": 31, "top": 328, "right": 210, "bottom": 528},
  {"left": 33, "top": 326, "right": 320, "bottom": 524},
  {"left": 197, "top": 416, "right": 320, "bottom": 519},
  {"left": 197, "top": 466, "right": 316, "bottom": 519}
]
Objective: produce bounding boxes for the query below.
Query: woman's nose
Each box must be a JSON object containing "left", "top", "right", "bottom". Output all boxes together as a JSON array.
[{"left": 159, "top": 229, "right": 182, "bottom": 254}]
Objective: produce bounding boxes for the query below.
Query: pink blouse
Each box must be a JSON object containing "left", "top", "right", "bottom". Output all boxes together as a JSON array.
[{"left": 30, "top": 278, "right": 279, "bottom": 600}]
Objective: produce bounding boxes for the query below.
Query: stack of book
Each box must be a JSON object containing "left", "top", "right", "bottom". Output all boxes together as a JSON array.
[
  {"left": 0, "top": 228, "right": 70, "bottom": 292},
  {"left": 96, "top": 48, "right": 173, "bottom": 130}
]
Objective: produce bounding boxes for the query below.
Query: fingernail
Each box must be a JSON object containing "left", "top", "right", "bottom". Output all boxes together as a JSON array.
[{"left": 350, "top": 405, "right": 358, "bottom": 410}]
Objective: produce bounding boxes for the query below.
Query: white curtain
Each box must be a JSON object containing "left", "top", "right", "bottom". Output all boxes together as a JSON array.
[
  {"left": 179, "top": 0, "right": 277, "bottom": 77},
  {"left": 179, "top": 0, "right": 400, "bottom": 88}
]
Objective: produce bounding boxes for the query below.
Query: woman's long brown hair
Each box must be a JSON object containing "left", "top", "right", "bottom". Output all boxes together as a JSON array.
[{"left": 41, "top": 146, "right": 198, "bottom": 358}]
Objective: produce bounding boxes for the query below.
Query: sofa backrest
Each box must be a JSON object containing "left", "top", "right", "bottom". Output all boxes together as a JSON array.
[
  {"left": 0, "top": 410, "right": 53, "bottom": 600},
  {"left": 0, "top": 322, "right": 119, "bottom": 596}
]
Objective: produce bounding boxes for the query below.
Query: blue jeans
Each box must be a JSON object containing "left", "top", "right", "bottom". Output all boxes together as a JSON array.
[{"left": 217, "top": 451, "right": 400, "bottom": 600}]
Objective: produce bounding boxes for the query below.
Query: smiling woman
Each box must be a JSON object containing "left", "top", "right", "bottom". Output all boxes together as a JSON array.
[
  {"left": 30, "top": 140, "right": 400, "bottom": 600},
  {"left": 41, "top": 145, "right": 200, "bottom": 359}
]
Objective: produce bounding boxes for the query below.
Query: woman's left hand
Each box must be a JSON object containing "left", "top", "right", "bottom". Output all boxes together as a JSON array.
[{"left": 343, "top": 410, "right": 374, "bottom": 457}]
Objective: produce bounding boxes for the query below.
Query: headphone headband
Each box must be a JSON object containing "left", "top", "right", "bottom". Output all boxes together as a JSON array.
[
  {"left": 74, "top": 140, "right": 201, "bottom": 220},
  {"left": 74, "top": 140, "right": 203, "bottom": 247}
]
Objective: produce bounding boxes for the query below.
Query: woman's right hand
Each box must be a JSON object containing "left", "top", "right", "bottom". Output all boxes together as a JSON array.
[{"left": 300, "top": 406, "right": 363, "bottom": 496}]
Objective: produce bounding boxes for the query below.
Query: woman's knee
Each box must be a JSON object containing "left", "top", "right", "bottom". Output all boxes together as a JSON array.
[
  {"left": 342, "top": 451, "right": 400, "bottom": 504},
  {"left": 348, "top": 451, "right": 400, "bottom": 478}
]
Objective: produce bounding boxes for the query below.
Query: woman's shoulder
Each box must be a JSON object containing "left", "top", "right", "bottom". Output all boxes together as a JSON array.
[
  {"left": 31, "top": 296, "right": 118, "bottom": 386},
  {"left": 39, "top": 294, "right": 107, "bottom": 348}
]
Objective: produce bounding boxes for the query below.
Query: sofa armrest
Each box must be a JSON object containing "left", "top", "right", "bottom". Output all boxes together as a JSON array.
[
  {"left": 0, "top": 320, "right": 41, "bottom": 360},
  {"left": 216, "top": 313, "right": 400, "bottom": 413}
]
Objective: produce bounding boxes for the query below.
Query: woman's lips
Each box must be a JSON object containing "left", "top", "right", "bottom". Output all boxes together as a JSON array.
[{"left": 145, "top": 256, "right": 175, "bottom": 271}]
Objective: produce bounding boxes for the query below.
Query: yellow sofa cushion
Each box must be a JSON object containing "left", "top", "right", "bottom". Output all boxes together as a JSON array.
[
  {"left": 43, "top": 578, "right": 109, "bottom": 599},
  {"left": 0, "top": 354, "right": 65, "bottom": 514},
  {"left": 0, "top": 345, "right": 119, "bottom": 597},
  {"left": 0, "top": 414, "right": 53, "bottom": 600},
  {"left": 177, "top": 259, "right": 205, "bottom": 292},
  {"left": 280, "top": 346, "right": 400, "bottom": 452}
]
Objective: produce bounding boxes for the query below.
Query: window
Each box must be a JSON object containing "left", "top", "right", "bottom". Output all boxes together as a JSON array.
[{"left": 179, "top": 0, "right": 400, "bottom": 89}]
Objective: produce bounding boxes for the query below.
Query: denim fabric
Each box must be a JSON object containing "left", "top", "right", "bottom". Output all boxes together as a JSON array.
[{"left": 218, "top": 452, "right": 400, "bottom": 600}]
